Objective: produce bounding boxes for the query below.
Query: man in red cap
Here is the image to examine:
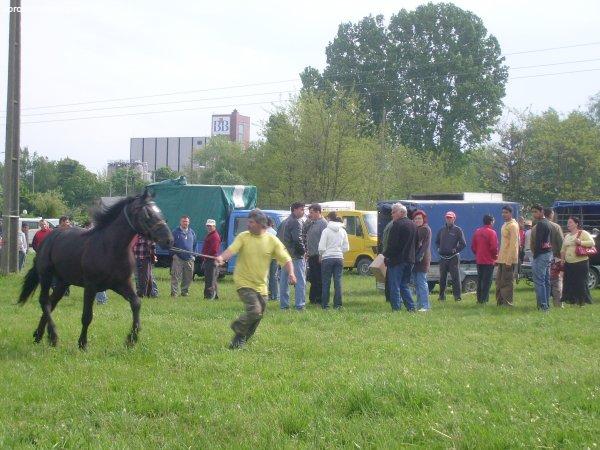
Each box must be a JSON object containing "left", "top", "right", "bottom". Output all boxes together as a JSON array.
[{"left": 435, "top": 211, "right": 466, "bottom": 301}]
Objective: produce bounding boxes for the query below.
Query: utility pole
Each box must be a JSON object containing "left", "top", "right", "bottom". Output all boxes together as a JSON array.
[{"left": 1, "top": 0, "right": 21, "bottom": 274}]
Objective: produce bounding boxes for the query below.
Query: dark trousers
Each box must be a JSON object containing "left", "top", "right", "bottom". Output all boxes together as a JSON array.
[
  {"left": 268, "top": 260, "right": 279, "bottom": 300},
  {"left": 321, "top": 258, "right": 343, "bottom": 308},
  {"left": 203, "top": 259, "right": 219, "bottom": 299},
  {"left": 476, "top": 264, "right": 494, "bottom": 303},
  {"left": 439, "top": 256, "right": 461, "bottom": 300},
  {"left": 307, "top": 255, "right": 323, "bottom": 304},
  {"left": 136, "top": 258, "right": 155, "bottom": 297}
]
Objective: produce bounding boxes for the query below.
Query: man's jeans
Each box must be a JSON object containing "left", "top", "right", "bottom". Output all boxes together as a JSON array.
[
  {"left": 532, "top": 252, "right": 552, "bottom": 310},
  {"left": 412, "top": 269, "right": 430, "bottom": 310},
  {"left": 321, "top": 258, "right": 343, "bottom": 308},
  {"left": 279, "top": 258, "right": 306, "bottom": 310},
  {"left": 388, "top": 263, "right": 415, "bottom": 311}
]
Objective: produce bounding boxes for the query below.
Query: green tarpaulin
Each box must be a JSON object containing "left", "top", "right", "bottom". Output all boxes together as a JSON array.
[{"left": 146, "top": 177, "right": 257, "bottom": 241}]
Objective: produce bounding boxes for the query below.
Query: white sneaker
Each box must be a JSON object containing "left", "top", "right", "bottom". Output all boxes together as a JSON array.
[{"left": 417, "top": 308, "right": 429, "bottom": 312}]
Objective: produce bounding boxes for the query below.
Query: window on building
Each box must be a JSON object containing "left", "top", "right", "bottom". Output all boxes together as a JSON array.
[{"left": 238, "top": 124, "right": 244, "bottom": 142}]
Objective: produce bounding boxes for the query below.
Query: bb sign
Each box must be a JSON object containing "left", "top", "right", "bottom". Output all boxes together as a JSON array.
[{"left": 212, "top": 115, "right": 231, "bottom": 136}]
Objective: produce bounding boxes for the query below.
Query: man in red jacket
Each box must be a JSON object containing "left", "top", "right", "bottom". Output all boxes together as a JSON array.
[
  {"left": 32, "top": 219, "right": 52, "bottom": 252},
  {"left": 471, "top": 214, "right": 499, "bottom": 303},
  {"left": 202, "top": 219, "right": 221, "bottom": 300}
]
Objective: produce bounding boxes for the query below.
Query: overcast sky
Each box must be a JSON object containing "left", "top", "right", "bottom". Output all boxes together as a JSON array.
[{"left": 1, "top": 0, "right": 599, "bottom": 172}]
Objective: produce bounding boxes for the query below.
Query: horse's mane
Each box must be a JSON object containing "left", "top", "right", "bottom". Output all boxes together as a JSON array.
[{"left": 91, "top": 196, "right": 137, "bottom": 231}]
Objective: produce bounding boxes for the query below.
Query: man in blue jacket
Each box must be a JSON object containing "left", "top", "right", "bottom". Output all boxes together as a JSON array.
[{"left": 171, "top": 215, "right": 197, "bottom": 297}]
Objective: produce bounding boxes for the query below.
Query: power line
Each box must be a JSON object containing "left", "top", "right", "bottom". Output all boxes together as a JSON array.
[
  {"left": 14, "top": 57, "right": 600, "bottom": 117},
  {"left": 21, "top": 89, "right": 298, "bottom": 117},
  {"left": 18, "top": 99, "right": 290, "bottom": 124},
  {"left": 16, "top": 79, "right": 298, "bottom": 111},
  {"left": 8, "top": 40, "right": 600, "bottom": 113},
  {"left": 12, "top": 67, "right": 600, "bottom": 126},
  {"left": 504, "top": 41, "right": 600, "bottom": 56},
  {"left": 510, "top": 67, "right": 600, "bottom": 79}
]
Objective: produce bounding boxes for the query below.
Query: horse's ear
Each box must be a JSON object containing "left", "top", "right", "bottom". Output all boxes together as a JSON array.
[{"left": 142, "top": 188, "right": 153, "bottom": 201}]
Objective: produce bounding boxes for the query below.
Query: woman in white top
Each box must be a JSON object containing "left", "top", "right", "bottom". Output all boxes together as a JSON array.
[{"left": 318, "top": 212, "right": 350, "bottom": 309}]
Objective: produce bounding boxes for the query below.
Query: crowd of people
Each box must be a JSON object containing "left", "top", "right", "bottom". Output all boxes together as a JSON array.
[{"left": 9, "top": 200, "right": 597, "bottom": 349}]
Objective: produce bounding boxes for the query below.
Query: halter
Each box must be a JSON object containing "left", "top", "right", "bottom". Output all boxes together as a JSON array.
[
  {"left": 123, "top": 201, "right": 168, "bottom": 237},
  {"left": 123, "top": 204, "right": 138, "bottom": 233}
]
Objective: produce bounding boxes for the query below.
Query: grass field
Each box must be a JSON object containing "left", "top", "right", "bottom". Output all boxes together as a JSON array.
[{"left": 1, "top": 263, "right": 599, "bottom": 449}]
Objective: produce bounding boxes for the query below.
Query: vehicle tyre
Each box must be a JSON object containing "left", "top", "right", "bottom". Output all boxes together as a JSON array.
[
  {"left": 461, "top": 275, "right": 477, "bottom": 293},
  {"left": 588, "top": 266, "right": 599, "bottom": 290},
  {"left": 356, "top": 257, "right": 373, "bottom": 276}
]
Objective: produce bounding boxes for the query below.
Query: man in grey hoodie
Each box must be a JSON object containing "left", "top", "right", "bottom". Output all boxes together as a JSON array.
[{"left": 304, "top": 204, "right": 328, "bottom": 305}]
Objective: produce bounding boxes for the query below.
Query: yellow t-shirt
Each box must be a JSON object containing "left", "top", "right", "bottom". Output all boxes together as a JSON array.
[{"left": 228, "top": 231, "right": 292, "bottom": 295}]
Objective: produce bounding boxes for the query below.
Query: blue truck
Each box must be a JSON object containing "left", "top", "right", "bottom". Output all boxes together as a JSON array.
[{"left": 377, "top": 194, "right": 521, "bottom": 293}]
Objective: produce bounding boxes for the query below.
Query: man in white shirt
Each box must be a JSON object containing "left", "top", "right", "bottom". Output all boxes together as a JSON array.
[{"left": 18, "top": 223, "right": 29, "bottom": 271}]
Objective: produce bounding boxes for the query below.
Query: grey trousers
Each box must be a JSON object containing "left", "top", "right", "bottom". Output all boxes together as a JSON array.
[
  {"left": 203, "top": 259, "right": 219, "bottom": 299},
  {"left": 171, "top": 255, "right": 194, "bottom": 295},
  {"left": 231, "top": 288, "right": 267, "bottom": 339},
  {"left": 496, "top": 263, "right": 515, "bottom": 306}
]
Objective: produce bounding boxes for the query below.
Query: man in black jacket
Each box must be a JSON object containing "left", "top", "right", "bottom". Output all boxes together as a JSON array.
[
  {"left": 383, "top": 203, "right": 417, "bottom": 311},
  {"left": 435, "top": 211, "right": 466, "bottom": 301},
  {"left": 277, "top": 202, "right": 307, "bottom": 310},
  {"left": 530, "top": 204, "right": 552, "bottom": 311}
]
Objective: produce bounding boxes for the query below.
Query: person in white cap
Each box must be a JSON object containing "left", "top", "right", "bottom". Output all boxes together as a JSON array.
[
  {"left": 435, "top": 211, "right": 466, "bottom": 301},
  {"left": 202, "top": 218, "right": 221, "bottom": 300}
]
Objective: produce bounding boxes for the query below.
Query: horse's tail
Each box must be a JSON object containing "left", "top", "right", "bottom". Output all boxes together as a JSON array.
[{"left": 18, "top": 262, "right": 39, "bottom": 305}]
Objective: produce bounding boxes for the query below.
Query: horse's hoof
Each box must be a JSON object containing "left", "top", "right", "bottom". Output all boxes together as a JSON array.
[
  {"left": 125, "top": 334, "right": 137, "bottom": 348},
  {"left": 78, "top": 341, "right": 87, "bottom": 351},
  {"left": 33, "top": 331, "right": 42, "bottom": 343},
  {"left": 48, "top": 335, "right": 58, "bottom": 347}
]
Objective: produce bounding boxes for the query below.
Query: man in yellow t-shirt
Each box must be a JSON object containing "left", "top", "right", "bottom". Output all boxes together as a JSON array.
[{"left": 216, "top": 209, "right": 295, "bottom": 349}]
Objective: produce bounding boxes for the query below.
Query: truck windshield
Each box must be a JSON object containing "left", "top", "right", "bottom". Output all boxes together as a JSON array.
[{"left": 364, "top": 213, "right": 377, "bottom": 236}]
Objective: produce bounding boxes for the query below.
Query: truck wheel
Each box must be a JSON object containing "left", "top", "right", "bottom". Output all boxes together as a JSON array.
[
  {"left": 356, "top": 257, "right": 373, "bottom": 276},
  {"left": 588, "top": 267, "right": 599, "bottom": 290},
  {"left": 461, "top": 275, "right": 477, "bottom": 293}
]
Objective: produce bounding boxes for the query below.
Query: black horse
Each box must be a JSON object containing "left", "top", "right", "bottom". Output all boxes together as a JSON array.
[{"left": 18, "top": 192, "right": 174, "bottom": 349}]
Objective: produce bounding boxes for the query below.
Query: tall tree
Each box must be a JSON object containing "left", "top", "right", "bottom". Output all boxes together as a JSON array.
[
  {"left": 153, "top": 166, "right": 180, "bottom": 182},
  {"left": 472, "top": 109, "right": 600, "bottom": 206},
  {"left": 56, "top": 158, "right": 103, "bottom": 207},
  {"left": 192, "top": 136, "right": 248, "bottom": 185},
  {"left": 108, "top": 167, "right": 146, "bottom": 197},
  {"left": 302, "top": 3, "right": 508, "bottom": 158}
]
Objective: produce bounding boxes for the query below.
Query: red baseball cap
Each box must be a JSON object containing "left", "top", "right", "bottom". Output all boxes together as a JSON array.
[{"left": 445, "top": 211, "right": 456, "bottom": 219}]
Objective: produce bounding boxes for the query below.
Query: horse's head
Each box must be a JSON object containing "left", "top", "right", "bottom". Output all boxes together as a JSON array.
[{"left": 127, "top": 192, "right": 174, "bottom": 248}]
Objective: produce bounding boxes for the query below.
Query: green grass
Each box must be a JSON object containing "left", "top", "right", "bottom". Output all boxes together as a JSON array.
[{"left": 1, "top": 262, "right": 599, "bottom": 448}]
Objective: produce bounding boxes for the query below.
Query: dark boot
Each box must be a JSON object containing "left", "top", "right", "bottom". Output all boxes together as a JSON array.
[{"left": 229, "top": 334, "right": 246, "bottom": 350}]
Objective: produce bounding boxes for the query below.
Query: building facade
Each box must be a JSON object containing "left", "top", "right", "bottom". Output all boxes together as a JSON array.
[{"left": 130, "top": 110, "right": 249, "bottom": 173}]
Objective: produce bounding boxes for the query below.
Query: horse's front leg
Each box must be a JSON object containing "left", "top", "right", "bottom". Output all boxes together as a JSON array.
[
  {"left": 113, "top": 281, "right": 141, "bottom": 347},
  {"left": 78, "top": 287, "right": 97, "bottom": 350}
]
